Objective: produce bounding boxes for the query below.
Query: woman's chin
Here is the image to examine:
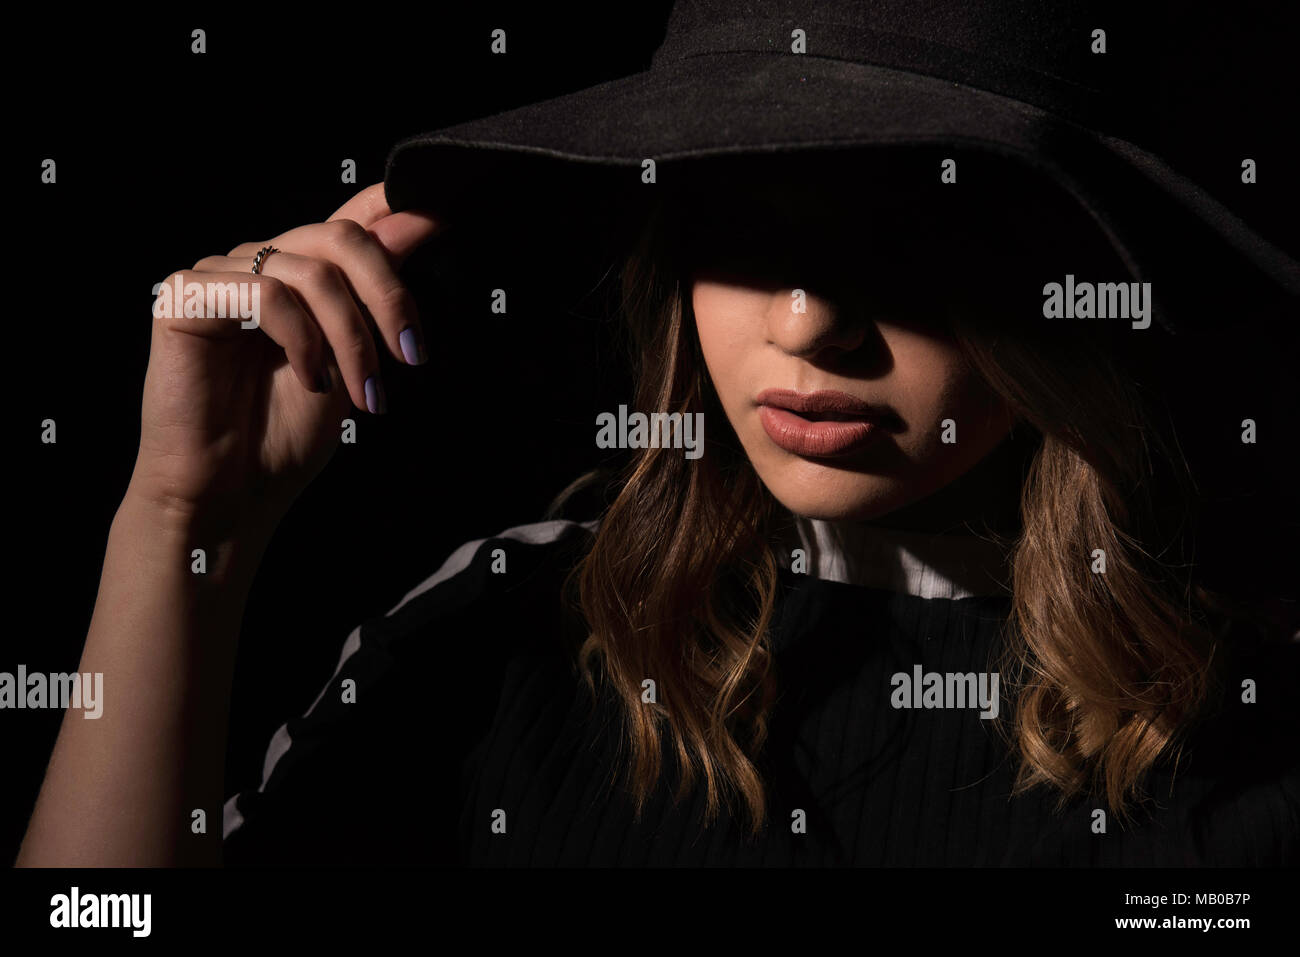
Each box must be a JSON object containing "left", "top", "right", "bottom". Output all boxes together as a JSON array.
[{"left": 760, "top": 474, "right": 912, "bottom": 524}]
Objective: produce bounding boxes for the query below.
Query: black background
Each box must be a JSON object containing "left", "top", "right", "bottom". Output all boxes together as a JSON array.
[{"left": 4, "top": 0, "right": 1298, "bottom": 876}]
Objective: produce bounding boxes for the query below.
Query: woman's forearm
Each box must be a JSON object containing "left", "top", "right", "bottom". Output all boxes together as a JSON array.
[
  {"left": 17, "top": 183, "right": 432, "bottom": 867},
  {"left": 16, "top": 490, "right": 268, "bottom": 867}
]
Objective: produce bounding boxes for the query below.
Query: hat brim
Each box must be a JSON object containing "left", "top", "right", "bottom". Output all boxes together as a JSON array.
[
  {"left": 385, "top": 51, "right": 1299, "bottom": 601},
  {"left": 385, "top": 49, "right": 1300, "bottom": 330}
]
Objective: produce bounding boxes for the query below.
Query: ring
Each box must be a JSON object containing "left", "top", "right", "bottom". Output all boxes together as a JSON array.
[{"left": 251, "top": 245, "right": 279, "bottom": 275}]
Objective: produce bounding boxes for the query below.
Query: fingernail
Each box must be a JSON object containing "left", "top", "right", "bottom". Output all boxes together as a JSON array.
[
  {"left": 399, "top": 326, "right": 427, "bottom": 365},
  {"left": 365, "top": 375, "right": 387, "bottom": 414},
  {"left": 316, "top": 367, "right": 333, "bottom": 393}
]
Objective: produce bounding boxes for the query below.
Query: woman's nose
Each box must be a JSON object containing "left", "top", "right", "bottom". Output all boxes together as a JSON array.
[{"left": 765, "top": 287, "right": 867, "bottom": 359}]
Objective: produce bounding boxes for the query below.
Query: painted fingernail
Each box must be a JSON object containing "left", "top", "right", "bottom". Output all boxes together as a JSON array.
[
  {"left": 365, "top": 375, "right": 387, "bottom": 414},
  {"left": 316, "top": 367, "right": 333, "bottom": 393},
  {"left": 399, "top": 326, "right": 427, "bottom": 365}
]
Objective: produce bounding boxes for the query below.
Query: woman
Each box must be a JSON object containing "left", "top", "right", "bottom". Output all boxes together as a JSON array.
[{"left": 18, "top": 1, "right": 1299, "bottom": 866}]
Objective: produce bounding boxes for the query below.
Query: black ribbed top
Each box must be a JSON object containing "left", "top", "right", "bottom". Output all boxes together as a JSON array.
[{"left": 222, "top": 520, "right": 1299, "bottom": 866}]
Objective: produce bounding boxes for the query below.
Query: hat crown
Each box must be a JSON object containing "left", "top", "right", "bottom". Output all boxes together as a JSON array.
[{"left": 652, "top": 0, "right": 1156, "bottom": 138}]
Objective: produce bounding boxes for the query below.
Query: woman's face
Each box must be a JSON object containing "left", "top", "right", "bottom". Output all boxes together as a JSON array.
[{"left": 685, "top": 157, "right": 1017, "bottom": 523}]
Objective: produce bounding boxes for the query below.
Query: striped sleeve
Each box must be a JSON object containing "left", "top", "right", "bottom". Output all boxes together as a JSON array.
[{"left": 221, "top": 518, "right": 596, "bottom": 866}]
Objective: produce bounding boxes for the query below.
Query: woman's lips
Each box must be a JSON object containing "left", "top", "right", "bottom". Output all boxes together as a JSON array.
[{"left": 756, "top": 388, "right": 882, "bottom": 458}]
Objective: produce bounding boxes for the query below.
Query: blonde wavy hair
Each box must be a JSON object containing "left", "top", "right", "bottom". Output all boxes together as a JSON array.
[{"left": 560, "top": 160, "right": 1228, "bottom": 836}]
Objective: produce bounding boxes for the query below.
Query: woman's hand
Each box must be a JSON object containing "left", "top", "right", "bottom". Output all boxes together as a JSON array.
[
  {"left": 131, "top": 182, "right": 438, "bottom": 534},
  {"left": 17, "top": 184, "right": 441, "bottom": 867}
]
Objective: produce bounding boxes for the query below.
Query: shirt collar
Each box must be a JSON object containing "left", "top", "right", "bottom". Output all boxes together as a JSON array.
[{"left": 775, "top": 511, "right": 1012, "bottom": 600}]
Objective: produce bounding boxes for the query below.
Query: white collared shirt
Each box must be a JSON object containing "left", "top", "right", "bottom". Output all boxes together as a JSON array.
[{"left": 775, "top": 512, "right": 1013, "bottom": 600}]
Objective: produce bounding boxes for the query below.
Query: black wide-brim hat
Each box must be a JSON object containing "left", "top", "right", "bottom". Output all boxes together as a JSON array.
[
  {"left": 383, "top": 0, "right": 1298, "bottom": 603},
  {"left": 384, "top": 0, "right": 1299, "bottom": 334}
]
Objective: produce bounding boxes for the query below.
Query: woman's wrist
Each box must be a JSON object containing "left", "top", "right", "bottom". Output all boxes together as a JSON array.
[{"left": 114, "top": 481, "right": 278, "bottom": 597}]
